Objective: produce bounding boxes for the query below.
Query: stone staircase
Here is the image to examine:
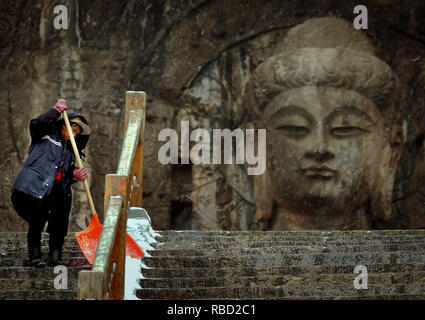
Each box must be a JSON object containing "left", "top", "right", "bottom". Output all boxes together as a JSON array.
[
  {"left": 0, "top": 232, "right": 91, "bottom": 300},
  {"left": 2, "top": 230, "right": 425, "bottom": 300},
  {"left": 136, "top": 230, "right": 425, "bottom": 300}
]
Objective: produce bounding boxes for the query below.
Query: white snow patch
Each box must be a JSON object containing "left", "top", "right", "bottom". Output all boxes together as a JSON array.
[{"left": 124, "top": 208, "right": 160, "bottom": 300}]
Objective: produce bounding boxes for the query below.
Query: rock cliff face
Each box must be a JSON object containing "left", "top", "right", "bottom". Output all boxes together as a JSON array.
[{"left": 1, "top": 0, "right": 424, "bottom": 232}]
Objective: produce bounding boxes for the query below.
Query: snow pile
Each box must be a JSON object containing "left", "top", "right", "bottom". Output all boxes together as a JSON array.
[{"left": 124, "top": 207, "right": 160, "bottom": 300}]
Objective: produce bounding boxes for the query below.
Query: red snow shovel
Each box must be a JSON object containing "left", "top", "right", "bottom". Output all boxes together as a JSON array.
[{"left": 63, "top": 110, "right": 144, "bottom": 264}]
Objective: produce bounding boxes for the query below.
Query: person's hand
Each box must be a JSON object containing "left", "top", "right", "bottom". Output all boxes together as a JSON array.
[
  {"left": 53, "top": 99, "right": 68, "bottom": 113},
  {"left": 73, "top": 168, "right": 88, "bottom": 181}
]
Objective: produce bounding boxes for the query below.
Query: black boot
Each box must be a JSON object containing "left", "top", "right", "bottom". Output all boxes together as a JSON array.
[
  {"left": 47, "top": 249, "right": 67, "bottom": 267},
  {"left": 29, "top": 247, "right": 46, "bottom": 268}
]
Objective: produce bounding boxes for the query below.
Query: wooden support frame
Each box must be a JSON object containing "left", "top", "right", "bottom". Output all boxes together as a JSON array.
[{"left": 77, "top": 91, "right": 146, "bottom": 300}]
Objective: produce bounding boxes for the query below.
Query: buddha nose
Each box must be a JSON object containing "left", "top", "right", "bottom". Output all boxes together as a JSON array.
[{"left": 304, "top": 123, "right": 335, "bottom": 163}]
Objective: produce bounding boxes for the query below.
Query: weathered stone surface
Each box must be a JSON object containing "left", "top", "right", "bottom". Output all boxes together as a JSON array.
[
  {"left": 138, "top": 229, "right": 425, "bottom": 299},
  {"left": 139, "top": 272, "right": 425, "bottom": 289},
  {"left": 4, "top": 229, "right": 425, "bottom": 300},
  {"left": 0, "top": 278, "right": 79, "bottom": 291},
  {"left": 0, "top": 257, "right": 88, "bottom": 268},
  {"left": 0, "top": 233, "right": 89, "bottom": 300},
  {"left": 142, "top": 252, "right": 425, "bottom": 269},
  {"left": 136, "top": 284, "right": 425, "bottom": 300},
  {"left": 0, "top": 266, "right": 90, "bottom": 280},
  {"left": 152, "top": 240, "right": 425, "bottom": 251},
  {"left": 0, "top": 0, "right": 424, "bottom": 231},
  {"left": 148, "top": 244, "right": 425, "bottom": 257},
  {"left": 0, "top": 290, "right": 78, "bottom": 300},
  {"left": 141, "top": 263, "right": 425, "bottom": 279}
]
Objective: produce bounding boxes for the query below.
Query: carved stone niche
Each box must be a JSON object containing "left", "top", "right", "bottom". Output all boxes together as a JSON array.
[{"left": 239, "top": 17, "right": 404, "bottom": 230}]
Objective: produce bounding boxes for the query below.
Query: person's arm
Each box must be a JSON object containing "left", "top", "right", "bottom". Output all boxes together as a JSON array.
[{"left": 29, "top": 99, "right": 67, "bottom": 141}]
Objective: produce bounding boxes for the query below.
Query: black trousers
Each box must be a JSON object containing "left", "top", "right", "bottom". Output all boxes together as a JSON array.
[{"left": 11, "top": 180, "right": 71, "bottom": 253}]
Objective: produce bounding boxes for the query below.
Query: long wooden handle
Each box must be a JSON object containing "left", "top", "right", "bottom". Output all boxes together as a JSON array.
[{"left": 63, "top": 110, "right": 96, "bottom": 216}]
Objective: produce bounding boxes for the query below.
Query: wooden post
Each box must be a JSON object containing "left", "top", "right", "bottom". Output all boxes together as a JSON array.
[
  {"left": 130, "top": 93, "right": 146, "bottom": 208},
  {"left": 125, "top": 91, "right": 146, "bottom": 134},
  {"left": 108, "top": 204, "right": 127, "bottom": 300},
  {"left": 103, "top": 175, "right": 128, "bottom": 299},
  {"left": 104, "top": 174, "right": 128, "bottom": 213},
  {"left": 77, "top": 91, "right": 147, "bottom": 300},
  {"left": 78, "top": 271, "right": 104, "bottom": 300}
]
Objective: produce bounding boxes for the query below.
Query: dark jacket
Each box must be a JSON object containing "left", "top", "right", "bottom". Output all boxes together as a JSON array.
[{"left": 12, "top": 108, "right": 90, "bottom": 200}]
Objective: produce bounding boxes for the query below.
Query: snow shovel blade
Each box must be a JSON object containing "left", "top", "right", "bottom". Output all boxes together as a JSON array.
[
  {"left": 126, "top": 233, "right": 145, "bottom": 258},
  {"left": 76, "top": 213, "right": 102, "bottom": 265},
  {"left": 76, "top": 213, "right": 144, "bottom": 265}
]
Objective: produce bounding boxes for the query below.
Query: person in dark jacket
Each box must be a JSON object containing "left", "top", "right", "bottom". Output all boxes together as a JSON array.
[{"left": 11, "top": 99, "right": 91, "bottom": 267}]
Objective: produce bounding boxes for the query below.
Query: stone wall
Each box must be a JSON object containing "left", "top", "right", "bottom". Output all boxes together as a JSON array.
[{"left": 1, "top": 0, "right": 424, "bottom": 231}]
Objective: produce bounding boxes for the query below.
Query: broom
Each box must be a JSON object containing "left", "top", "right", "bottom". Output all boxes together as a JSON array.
[{"left": 63, "top": 110, "right": 144, "bottom": 264}]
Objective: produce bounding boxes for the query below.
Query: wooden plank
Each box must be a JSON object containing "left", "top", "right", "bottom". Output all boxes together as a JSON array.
[
  {"left": 79, "top": 91, "right": 147, "bottom": 300},
  {"left": 108, "top": 205, "right": 127, "bottom": 300},
  {"left": 104, "top": 174, "right": 128, "bottom": 214},
  {"left": 125, "top": 91, "right": 146, "bottom": 133},
  {"left": 117, "top": 111, "right": 142, "bottom": 178},
  {"left": 129, "top": 145, "right": 144, "bottom": 207},
  {"left": 92, "top": 196, "right": 123, "bottom": 273},
  {"left": 78, "top": 270, "right": 104, "bottom": 300},
  {"left": 100, "top": 176, "right": 128, "bottom": 299},
  {"left": 130, "top": 93, "right": 147, "bottom": 208}
]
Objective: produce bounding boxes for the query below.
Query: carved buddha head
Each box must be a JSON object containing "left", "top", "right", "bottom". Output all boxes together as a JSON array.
[{"left": 240, "top": 17, "right": 403, "bottom": 229}]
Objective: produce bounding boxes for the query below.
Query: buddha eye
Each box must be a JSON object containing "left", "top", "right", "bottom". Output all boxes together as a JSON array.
[
  {"left": 330, "top": 126, "right": 368, "bottom": 137},
  {"left": 276, "top": 125, "right": 310, "bottom": 138}
]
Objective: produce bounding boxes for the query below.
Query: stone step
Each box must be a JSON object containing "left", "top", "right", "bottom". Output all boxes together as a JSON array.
[
  {"left": 0, "top": 239, "right": 78, "bottom": 247},
  {"left": 4, "top": 233, "right": 424, "bottom": 248},
  {"left": 340, "top": 294, "right": 423, "bottom": 300},
  {"left": 1, "top": 250, "right": 87, "bottom": 260},
  {"left": 0, "top": 232, "right": 77, "bottom": 239},
  {"left": 0, "top": 266, "right": 90, "bottom": 280},
  {"left": 139, "top": 271, "right": 425, "bottom": 289},
  {"left": 0, "top": 233, "right": 77, "bottom": 240},
  {"left": 136, "top": 283, "right": 425, "bottom": 300},
  {"left": 141, "top": 264, "right": 425, "bottom": 279},
  {"left": 1, "top": 240, "right": 81, "bottom": 249},
  {"left": 156, "top": 230, "right": 425, "bottom": 237},
  {"left": 0, "top": 289, "right": 77, "bottom": 300},
  {"left": 155, "top": 229, "right": 425, "bottom": 236},
  {"left": 0, "top": 245, "right": 81, "bottom": 256},
  {"left": 0, "top": 238, "right": 80, "bottom": 246},
  {"left": 152, "top": 239, "right": 425, "bottom": 250},
  {"left": 142, "top": 251, "right": 425, "bottom": 269},
  {"left": 0, "top": 278, "right": 78, "bottom": 291},
  {"left": 0, "top": 257, "right": 90, "bottom": 268},
  {"left": 0, "top": 242, "right": 81, "bottom": 254},
  {"left": 147, "top": 244, "right": 425, "bottom": 257},
  {"left": 155, "top": 234, "right": 425, "bottom": 242},
  {"left": 3, "top": 230, "right": 425, "bottom": 300},
  {"left": 0, "top": 232, "right": 89, "bottom": 300}
]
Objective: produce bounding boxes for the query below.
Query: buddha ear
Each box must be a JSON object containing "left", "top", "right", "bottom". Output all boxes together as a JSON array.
[{"left": 371, "top": 124, "right": 404, "bottom": 222}]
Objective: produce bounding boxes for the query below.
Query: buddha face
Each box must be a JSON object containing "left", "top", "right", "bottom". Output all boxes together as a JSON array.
[{"left": 264, "top": 85, "right": 386, "bottom": 213}]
